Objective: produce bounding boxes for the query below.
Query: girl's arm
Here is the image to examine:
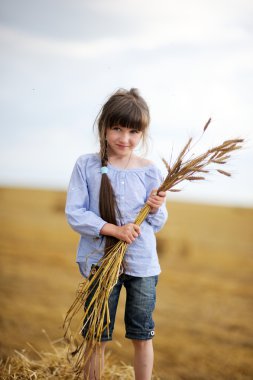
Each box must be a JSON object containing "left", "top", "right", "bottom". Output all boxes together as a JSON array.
[
  {"left": 100, "top": 223, "right": 141, "bottom": 244},
  {"left": 65, "top": 158, "right": 107, "bottom": 237}
]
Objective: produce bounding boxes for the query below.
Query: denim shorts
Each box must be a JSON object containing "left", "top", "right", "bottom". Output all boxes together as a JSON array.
[{"left": 82, "top": 269, "right": 158, "bottom": 341}]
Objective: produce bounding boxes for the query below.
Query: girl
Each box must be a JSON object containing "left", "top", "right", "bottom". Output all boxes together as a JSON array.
[{"left": 65, "top": 88, "right": 168, "bottom": 380}]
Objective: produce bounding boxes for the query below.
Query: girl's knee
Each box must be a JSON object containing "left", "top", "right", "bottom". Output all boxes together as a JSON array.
[{"left": 131, "top": 339, "right": 152, "bottom": 349}]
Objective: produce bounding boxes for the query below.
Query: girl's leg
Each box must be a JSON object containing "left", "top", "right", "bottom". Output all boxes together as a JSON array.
[
  {"left": 132, "top": 339, "right": 154, "bottom": 380},
  {"left": 82, "top": 272, "right": 123, "bottom": 379},
  {"left": 83, "top": 342, "right": 107, "bottom": 380}
]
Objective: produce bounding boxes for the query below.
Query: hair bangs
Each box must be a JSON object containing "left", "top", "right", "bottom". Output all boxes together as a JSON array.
[{"left": 107, "top": 101, "right": 149, "bottom": 132}]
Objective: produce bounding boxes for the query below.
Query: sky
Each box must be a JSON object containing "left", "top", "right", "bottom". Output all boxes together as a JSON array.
[{"left": 0, "top": 0, "right": 253, "bottom": 207}]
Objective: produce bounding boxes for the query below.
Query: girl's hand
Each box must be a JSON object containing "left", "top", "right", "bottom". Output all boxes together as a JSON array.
[
  {"left": 146, "top": 189, "right": 166, "bottom": 214},
  {"left": 114, "top": 223, "right": 141, "bottom": 244},
  {"left": 100, "top": 223, "right": 141, "bottom": 244}
]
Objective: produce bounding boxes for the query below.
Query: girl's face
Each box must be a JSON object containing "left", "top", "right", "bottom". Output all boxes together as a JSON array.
[{"left": 106, "top": 125, "right": 143, "bottom": 157}]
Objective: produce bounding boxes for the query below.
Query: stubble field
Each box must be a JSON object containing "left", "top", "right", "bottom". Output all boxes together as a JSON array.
[{"left": 0, "top": 187, "right": 253, "bottom": 379}]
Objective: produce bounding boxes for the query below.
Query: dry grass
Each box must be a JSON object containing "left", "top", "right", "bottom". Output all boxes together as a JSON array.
[
  {"left": 0, "top": 332, "right": 160, "bottom": 379},
  {"left": 1, "top": 187, "right": 253, "bottom": 379}
]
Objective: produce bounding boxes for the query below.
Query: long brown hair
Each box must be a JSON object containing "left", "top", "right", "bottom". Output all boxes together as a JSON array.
[{"left": 96, "top": 88, "right": 150, "bottom": 253}]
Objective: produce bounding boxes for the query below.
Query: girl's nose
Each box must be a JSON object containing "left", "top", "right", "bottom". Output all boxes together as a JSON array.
[{"left": 119, "top": 131, "right": 130, "bottom": 143}]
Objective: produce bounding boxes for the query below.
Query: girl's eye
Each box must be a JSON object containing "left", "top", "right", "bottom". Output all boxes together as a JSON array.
[{"left": 130, "top": 129, "right": 140, "bottom": 134}]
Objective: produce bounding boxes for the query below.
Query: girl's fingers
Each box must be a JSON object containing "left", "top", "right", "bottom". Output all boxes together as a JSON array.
[
  {"left": 150, "top": 189, "right": 166, "bottom": 197},
  {"left": 149, "top": 191, "right": 166, "bottom": 205},
  {"left": 121, "top": 223, "right": 141, "bottom": 243},
  {"left": 157, "top": 191, "right": 166, "bottom": 197},
  {"left": 147, "top": 190, "right": 166, "bottom": 213},
  {"left": 148, "top": 198, "right": 162, "bottom": 207},
  {"left": 130, "top": 224, "right": 140, "bottom": 235}
]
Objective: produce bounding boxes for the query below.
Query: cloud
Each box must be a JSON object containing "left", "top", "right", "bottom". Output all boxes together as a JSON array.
[
  {"left": 0, "top": 0, "right": 252, "bottom": 205},
  {"left": 0, "top": 25, "right": 124, "bottom": 59},
  {"left": 1, "top": 0, "right": 252, "bottom": 60}
]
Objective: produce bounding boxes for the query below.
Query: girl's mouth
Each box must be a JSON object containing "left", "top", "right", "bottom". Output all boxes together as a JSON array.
[{"left": 117, "top": 144, "right": 129, "bottom": 148}]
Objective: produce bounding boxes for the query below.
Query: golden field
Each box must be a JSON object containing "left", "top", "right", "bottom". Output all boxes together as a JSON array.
[{"left": 0, "top": 187, "right": 253, "bottom": 379}]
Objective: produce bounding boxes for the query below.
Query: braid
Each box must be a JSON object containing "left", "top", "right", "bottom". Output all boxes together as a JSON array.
[{"left": 99, "top": 147, "right": 119, "bottom": 254}]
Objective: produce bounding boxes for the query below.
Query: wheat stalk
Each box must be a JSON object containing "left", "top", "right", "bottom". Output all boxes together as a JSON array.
[{"left": 63, "top": 118, "right": 244, "bottom": 377}]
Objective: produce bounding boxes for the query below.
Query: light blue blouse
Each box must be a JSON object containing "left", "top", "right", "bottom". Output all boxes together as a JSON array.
[{"left": 65, "top": 153, "right": 168, "bottom": 278}]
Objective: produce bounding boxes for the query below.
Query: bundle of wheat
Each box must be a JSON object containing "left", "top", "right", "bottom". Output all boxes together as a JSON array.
[{"left": 63, "top": 118, "right": 244, "bottom": 377}]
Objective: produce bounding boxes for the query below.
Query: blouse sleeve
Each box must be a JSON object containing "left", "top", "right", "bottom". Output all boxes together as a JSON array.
[
  {"left": 145, "top": 166, "right": 168, "bottom": 233},
  {"left": 65, "top": 157, "right": 107, "bottom": 237}
]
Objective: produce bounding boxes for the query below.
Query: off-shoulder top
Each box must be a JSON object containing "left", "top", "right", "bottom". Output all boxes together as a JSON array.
[{"left": 65, "top": 153, "right": 168, "bottom": 277}]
